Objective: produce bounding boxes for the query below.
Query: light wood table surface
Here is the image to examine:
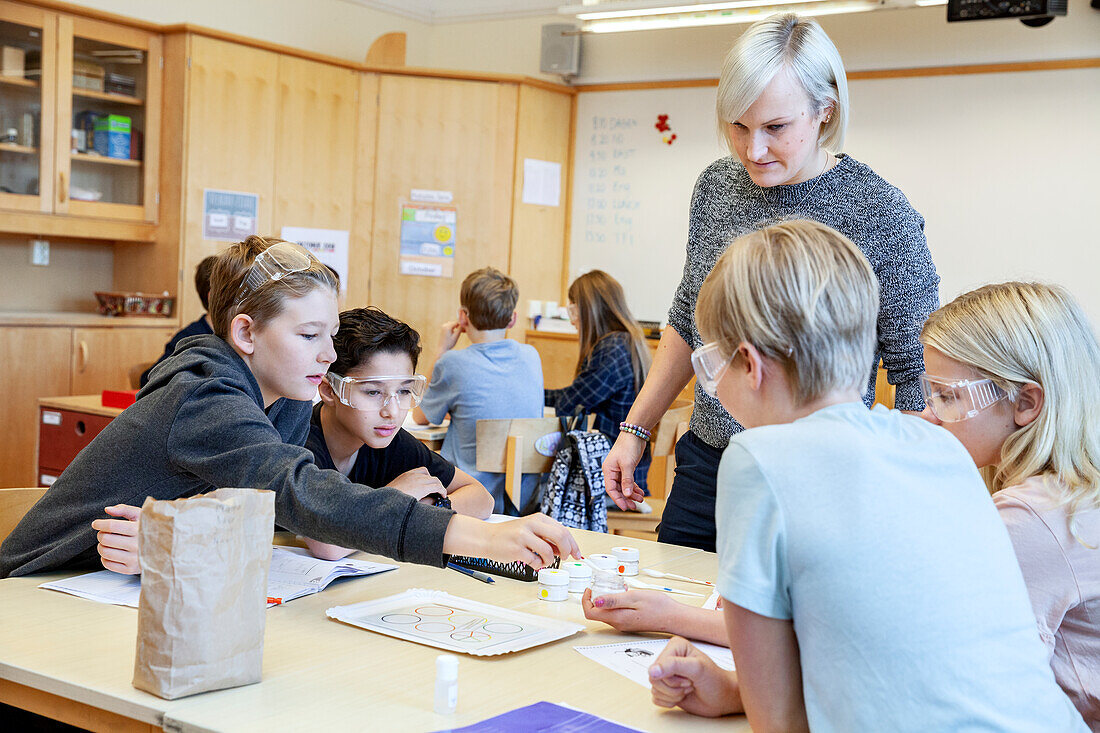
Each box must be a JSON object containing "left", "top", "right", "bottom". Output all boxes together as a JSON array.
[{"left": 0, "top": 530, "right": 747, "bottom": 732}]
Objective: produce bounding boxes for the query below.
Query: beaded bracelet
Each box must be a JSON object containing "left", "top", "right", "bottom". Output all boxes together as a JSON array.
[{"left": 619, "top": 422, "right": 652, "bottom": 441}]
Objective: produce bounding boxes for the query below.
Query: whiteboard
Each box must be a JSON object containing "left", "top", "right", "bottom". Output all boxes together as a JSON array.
[{"left": 570, "top": 68, "right": 1100, "bottom": 325}]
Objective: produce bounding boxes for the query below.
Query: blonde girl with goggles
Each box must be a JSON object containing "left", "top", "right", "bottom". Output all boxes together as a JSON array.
[{"left": 921, "top": 281, "right": 1100, "bottom": 728}]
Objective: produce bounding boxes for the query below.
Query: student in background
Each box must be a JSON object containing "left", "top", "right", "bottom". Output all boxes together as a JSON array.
[
  {"left": 141, "top": 255, "right": 217, "bottom": 387},
  {"left": 545, "top": 270, "right": 652, "bottom": 493},
  {"left": 0, "top": 237, "right": 578, "bottom": 579},
  {"left": 304, "top": 306, "right": 493, "bottom": 560},
  {"left": 644, "top": 220, "right": 1083, "bottom": 731},
  {"left": 415, "top": 267, "right": 544, "bottom": 515},
  {"left": 921, "top": 282, "right": 1100, "bottom": 729}
]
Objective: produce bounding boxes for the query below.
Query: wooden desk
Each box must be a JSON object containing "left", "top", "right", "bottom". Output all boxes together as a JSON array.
[{"left": 0, "top": 531, "right": 745, "bottom": 732}]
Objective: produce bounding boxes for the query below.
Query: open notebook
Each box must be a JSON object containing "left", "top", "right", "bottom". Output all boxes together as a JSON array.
[{"left": 39, "top": 546, "right": 397, "bottom": 607}]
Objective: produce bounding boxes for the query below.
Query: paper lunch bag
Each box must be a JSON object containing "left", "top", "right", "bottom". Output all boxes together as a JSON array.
[{"left": 133, "top": 488, "right": 274, "bottom": 699}]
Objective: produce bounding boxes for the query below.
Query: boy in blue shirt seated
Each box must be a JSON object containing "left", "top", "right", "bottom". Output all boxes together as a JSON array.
[
  {"left": 415, "top": 267, "right": 544, "bottom": 515},
  {"left": 304, "top": 307, "right": 493, "bottom": 560},
  {"left": 141, "top": 255, "right": 216, "bottom": 387}
]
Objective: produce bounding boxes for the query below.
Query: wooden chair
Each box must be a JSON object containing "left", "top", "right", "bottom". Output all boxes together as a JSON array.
[
  {"left": 475, "top": 417, "right": 565, "bottom": 511},
  {"left": 0, "top": 488, "right": 48, "bottom": 546}
]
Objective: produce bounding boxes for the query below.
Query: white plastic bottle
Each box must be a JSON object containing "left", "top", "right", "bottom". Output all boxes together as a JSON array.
[{"left": 434, "top": 654, "right": 458, "bottom": 714}]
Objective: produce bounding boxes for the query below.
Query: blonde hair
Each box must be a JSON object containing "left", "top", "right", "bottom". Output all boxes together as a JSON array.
[
  {"left": 921, "top": 282, "right": 1100, "bottom": 538},
  {"left": 696, "top": 220, "right": 878, "bottom": 405},
  {"left": 208, "top": 235, "right": 339, "bottom": 338},
  {"left": 568, "top": 270, "right": 651, "bottom": 393},
  {"left": 460, "top": 267, "right": 518, "bottom": 331},
  {"left": 716, "top": 13, "right": 848, "bottom": 156}
]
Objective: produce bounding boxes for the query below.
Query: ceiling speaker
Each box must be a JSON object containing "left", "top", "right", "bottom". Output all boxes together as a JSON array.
[{"left": 540, "top": 24, "right": 580, "bottom": 76}]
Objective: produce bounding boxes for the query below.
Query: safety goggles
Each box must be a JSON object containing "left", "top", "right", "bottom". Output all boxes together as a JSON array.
[
  {"left": 690, "top": 342, "right": 733, "bottom": 397},
  {"left": 919, "top": 373, "right": 1009, "bottom": 422},
  {"left": 324, "top": 373, "right": 428, "bottom": 411},
  {"left": 237, "top": 242, "right": 316, "bottom": 304}
]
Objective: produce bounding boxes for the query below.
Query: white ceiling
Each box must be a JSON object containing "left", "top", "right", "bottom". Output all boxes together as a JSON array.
[{"left": 348, "top": 1, "right": 567, "bottom": 23}]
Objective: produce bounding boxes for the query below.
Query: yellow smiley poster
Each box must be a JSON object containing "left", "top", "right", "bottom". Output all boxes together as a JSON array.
[{"left": 399, "top": 202, "right": 457, "bottom": 278}]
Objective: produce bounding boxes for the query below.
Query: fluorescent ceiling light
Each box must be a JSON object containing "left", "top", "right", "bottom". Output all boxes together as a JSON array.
[
  {"left": 574, "top": 0, "right": 820, "bottom": 20},
  {"left": 582, "top": 1, "right": 879, "bottom": 33}
]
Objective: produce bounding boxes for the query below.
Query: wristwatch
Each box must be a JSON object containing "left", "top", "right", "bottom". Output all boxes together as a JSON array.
[{"left": 432, "top": 494, "right": 452, "bottom": 510}]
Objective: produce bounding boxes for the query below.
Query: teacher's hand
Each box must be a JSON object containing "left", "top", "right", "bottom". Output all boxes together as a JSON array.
[{"left": 603, "top": 432, "right": 647, "bottom": 510}]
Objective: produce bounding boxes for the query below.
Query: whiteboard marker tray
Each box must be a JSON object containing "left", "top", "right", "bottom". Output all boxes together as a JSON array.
[{"left": 326, "top": 588, "right": 583, "bottom": 656}]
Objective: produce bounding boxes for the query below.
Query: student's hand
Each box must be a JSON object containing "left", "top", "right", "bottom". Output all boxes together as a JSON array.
[
  {"left": 389, "top": 467, "right": 446, "bottom": 502},
  {"left": 485, "top": 514, "right": 582, "bottom": 568},
  {"left": 91, "top": 504, "right": 142, "bottom": 575},
  {"left": 581, "top": 588, "right": 679, "bottom": 633},
  {"left": 438, "top": 320, "right": 463, "bottom": 354},
  {"left": 603, "top": 432, "right": 648, "bottom": 509},
  {"left": 650, "top": 636, "right": 742, "bottom": 718}
]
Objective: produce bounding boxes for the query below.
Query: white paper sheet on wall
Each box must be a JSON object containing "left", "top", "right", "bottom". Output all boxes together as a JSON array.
[
  {"left": 522, "top": 158, "right": 562, "bottom": 207},
  {"left": 281, "top": 226, "right": 350, "bottom": 293}
]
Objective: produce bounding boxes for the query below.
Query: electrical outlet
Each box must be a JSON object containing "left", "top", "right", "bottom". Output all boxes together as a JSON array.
[{"left": 30, "top": 239, "right": 49, "bottom": 266}]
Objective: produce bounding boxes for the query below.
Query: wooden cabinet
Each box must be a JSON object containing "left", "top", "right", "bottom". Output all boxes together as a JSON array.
[
  {"left": 69, "top": 326, "right": 174, "bottom": 393},
  {"left": 0, "top": 2, "right": 162, "bottom": 228},
  {"left": 0, "top": 326, "right": 72, "bottom": 488},
  {"left": 0, "top": 322, "right": 173, "bottom": 488},
  {"left": 0, "top": 1, "right": 55, "bottom": 214}
]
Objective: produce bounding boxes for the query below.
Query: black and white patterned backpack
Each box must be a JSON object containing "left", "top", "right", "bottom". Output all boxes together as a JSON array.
[{"left": 539, "top": 412, "right": 610, "bottom": 533}]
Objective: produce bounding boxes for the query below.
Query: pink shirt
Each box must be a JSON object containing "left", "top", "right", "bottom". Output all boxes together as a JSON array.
[{"left": 995, "top": 476, "right": 1100, "bottom": 730}]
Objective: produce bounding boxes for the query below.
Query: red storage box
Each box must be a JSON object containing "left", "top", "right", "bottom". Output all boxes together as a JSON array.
[{"left": 101, "top": 389, "right": 138, "bottom": 409}]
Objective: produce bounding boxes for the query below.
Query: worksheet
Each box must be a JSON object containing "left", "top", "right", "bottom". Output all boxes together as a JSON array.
[
  {"left": 327, "top": 588, "right": 584, "bottom": 656},
  {"left": 39, "top": 547, "right": 397, "bottom": 607},
  {"left": 574, "top": 637, "right": 735, "bottom": 688}
]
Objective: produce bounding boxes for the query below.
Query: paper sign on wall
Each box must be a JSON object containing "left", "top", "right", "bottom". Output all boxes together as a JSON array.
[
  {"left": 399, "top": 202, "right": 457, "bottom": 278},
  {"left": 522, "top": 158, "right": 561, "bottom": 207},
  {"left": 280, "top": 227, "right": 350, "bottom": 293},
  {"left": 203, "top": 189, "right": 259, "bottom": 241}
]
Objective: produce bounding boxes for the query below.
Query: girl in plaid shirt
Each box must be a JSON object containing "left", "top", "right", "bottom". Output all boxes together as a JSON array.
[{"left": 545, "top": 270, "right": 653, "bottom": 491}]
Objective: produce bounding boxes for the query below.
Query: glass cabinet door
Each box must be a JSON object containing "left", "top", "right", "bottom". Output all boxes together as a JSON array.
[
  {"left": 0, "top": 2, "right": 54, "bottom": 212},
  {"left": 55, "top": 16, "right": 160, "bottom": 222}
]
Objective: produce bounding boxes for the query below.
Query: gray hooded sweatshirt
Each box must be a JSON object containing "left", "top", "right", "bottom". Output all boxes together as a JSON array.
[{"left": 0, "top": 333, "right": 454, "bottom": 577}]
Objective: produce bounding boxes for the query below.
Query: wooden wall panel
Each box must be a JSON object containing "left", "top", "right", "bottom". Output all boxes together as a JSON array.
[
  {"left": 0, "top": 327, "right": 71, "bottom": 488},
  {"left": 369, "top": 75, "right": 518, "bottom": 376},
  {"left": 509, "top": 85, "right": 572, "bottom": 326},
  {"left": 347, "top": 72, "right": 379, "bottom": 311},
  {"left": 178, "top": 35, "right": 279, "bottom": 324},
  {"left": 271, "top": 54, "right": 358, "bottom": 252}
]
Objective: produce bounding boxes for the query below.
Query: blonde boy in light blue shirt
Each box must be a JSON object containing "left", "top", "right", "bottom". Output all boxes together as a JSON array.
[{"left": 645, "top": 220, "right": 1085, "bottom": 732}]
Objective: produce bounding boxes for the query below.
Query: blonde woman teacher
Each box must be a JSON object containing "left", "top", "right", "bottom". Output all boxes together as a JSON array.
[{"left": 603, "top": 13, "right": 940, "bottom": 551}]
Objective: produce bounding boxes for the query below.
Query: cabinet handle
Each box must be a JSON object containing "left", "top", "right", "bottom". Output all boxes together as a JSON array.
[
  {"left": 59, "top": 171, "right": 67, "bottom": 204},
  {"left": 78, "top": 340, "right": 88, "bottom": 373}
]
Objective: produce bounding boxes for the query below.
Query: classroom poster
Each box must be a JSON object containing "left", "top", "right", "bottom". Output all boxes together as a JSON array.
[
  {"left": 398, "top": 201, "right": 457, "bottom": 278},
  {"left": 521, "top": 158, "right": 561, "bottom": 207},
  {"left": 202, "top": 189, "right": 259, "bottom": 241},
  {"left": 280, "top": 226, "right": 350, "bottom": 293}
]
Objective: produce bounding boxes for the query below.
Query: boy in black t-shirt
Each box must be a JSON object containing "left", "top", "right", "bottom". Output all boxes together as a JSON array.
[{"left": 304, "top": 307, "right": 494, "bottom": 560}]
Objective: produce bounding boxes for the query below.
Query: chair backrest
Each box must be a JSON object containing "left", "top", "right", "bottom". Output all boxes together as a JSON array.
[
  {"left": 0, "top": 488, "right": 48, "bottom": 546},
  {"left": 475, "top": 417, "right": 575, "bottom": 510},
  {"left": 652, "top": 399, "right": 693, "bottom": 458}
]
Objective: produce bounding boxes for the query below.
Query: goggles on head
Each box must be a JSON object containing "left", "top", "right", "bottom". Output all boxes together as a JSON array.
[
  {"left": 691, "top": 341, "right": 733, "bottom": 398},
  {"left": 324, "top": 373, "right": 428, "bottom": 411},
  {"left": 237, "top": 242, "right": 316, "bottom": 305},
  {"left": 919, "top": 373, "right": 1009, "bottom": 422}
]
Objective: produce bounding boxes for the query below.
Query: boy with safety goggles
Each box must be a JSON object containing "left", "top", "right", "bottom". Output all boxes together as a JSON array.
[{"left": 303, "top": 307, "right": 493, "bottom": 560}]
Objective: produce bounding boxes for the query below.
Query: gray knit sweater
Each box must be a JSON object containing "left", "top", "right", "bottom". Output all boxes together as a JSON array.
[{"left": 669, "top": 154, "right": 940, "bottom": 449}]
